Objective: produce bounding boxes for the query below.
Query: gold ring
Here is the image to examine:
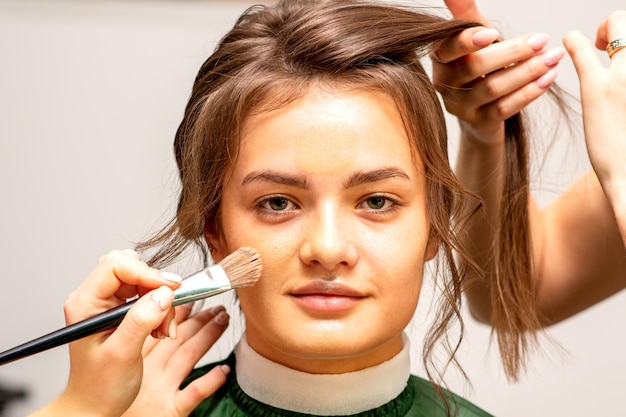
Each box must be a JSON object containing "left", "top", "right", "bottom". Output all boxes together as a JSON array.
[{"left": 607, "top": 37, "right": 626, "bottom": 58}]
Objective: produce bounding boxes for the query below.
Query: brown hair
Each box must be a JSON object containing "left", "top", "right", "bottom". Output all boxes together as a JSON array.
[{"left": 137, "top": 0, "right": 540, "bottom": 409}]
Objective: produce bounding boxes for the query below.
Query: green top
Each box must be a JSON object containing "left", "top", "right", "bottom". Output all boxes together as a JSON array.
[{"left": 184, "top": 353, "right": 493, "bottom": 417}]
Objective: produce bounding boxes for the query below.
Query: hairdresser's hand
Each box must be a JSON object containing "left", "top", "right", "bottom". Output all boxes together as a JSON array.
[
  {"left": 121, "top": 304, "right": 230, "bottom": 417},
  {"left": 432, "top": 0, "right": 564, "bottom": 144},
  {"left": 29, "top": 250, "right": 183, "bottom": 417},
  {"left": 564, "top": 10, "right": 626, "bottom": 239}
]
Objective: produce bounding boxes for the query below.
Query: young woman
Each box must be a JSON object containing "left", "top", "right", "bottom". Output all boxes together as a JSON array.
[{"left": 29, "top": 0, "right": 548, "bottom": 415}]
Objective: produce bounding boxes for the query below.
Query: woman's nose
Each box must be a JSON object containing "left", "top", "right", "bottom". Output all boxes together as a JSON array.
[{"left": 299, "top": 202, "right": 358, "bottom": 270}]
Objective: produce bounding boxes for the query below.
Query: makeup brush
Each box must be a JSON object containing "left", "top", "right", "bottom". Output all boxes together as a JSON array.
[{"left": 0, "top": 247, "right": 262, "bottom": 366}]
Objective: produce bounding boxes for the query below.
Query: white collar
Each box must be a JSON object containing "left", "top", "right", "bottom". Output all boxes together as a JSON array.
[{"left": 234, "top": 333, "right": 411, "bottom": 415}]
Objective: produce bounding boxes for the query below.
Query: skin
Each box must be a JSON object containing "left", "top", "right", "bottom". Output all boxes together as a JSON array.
[{"left": 208, "top": 87, "right": 437, "bottom": 375}]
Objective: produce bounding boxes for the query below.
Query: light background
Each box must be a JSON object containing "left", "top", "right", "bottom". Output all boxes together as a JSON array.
[{"left": 0, "top": 1, "right": 623, "bottom": 416}]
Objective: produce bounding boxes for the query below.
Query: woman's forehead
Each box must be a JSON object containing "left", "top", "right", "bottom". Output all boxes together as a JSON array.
[{"left": 231, "top": 88, "right": 422, "bottom": 179}]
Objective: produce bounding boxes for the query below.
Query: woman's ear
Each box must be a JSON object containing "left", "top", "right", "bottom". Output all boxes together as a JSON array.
[
  {"left": 204, "top": 229, "right": 225, "bottom": 262},
  {"left": 425, "top": 232, "right": 439, "bottom": 261}
]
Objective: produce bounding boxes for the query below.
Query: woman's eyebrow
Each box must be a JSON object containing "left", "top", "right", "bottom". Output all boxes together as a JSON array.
[
  {"left": 241, "top": 170, "right": 310, "bottom": 189},
  {"left": 241, "top": 168, "right": 409, "bottom": 189},
  {"left": 344, "top": 168, "right": 410, "bottom": 189}
]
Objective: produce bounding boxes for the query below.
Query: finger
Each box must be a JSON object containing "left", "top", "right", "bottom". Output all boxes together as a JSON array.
[
  {"left": 564, "top": 30, "right": 604, "bottom": 80},
  {"left": 104, "top": 286, "right": 175, "bottom": 360},
  {"left": 142, "top": 302, "right": 195, "bottom": 355},
  {"left": 478, "top": 68, "right": 558, "bottom": 122},
  {"left": 432, "top": 27, "right": 500, "bottom": 64},
  {"left": 435, "top": 33, "right": 551, "bottom": 89},
  {"left": 464, "top": 47, "right": 565, "bottom": 109},
  {"left": 175, "top": 302, "right": 195, "bottom": 323},
  {"left": 177, "top": 305, "right": 227, "bottom": 339},
  {"left": 444, "top": 0, "right": 489, "bottom": 23},
  {"left": 473, "top": 33, "right": 551, "bottom": 76},
  {"left": 596, "top": 16, "right": 610, "bottom": 50},
  {"left": 166, "top": 308, "right": 230, "bottom": 380},
  {"left": 152, "top": 308, "right": 178, "bottom": 340},
  {"left": 595, "top": 10, "right": 626, "bottom": 51},
  {"left": 83, "top": 250, "right": 180, "bottom": 301},
  {"left": 146, "top": 305, "right": 227, "bottom": 365},
  {"left": 175, "top": 365, "right": 230, "bottom": 415}
]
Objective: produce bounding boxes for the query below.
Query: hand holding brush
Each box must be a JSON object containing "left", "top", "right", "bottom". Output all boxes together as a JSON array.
[
  {"left": 1, "top": 247, "right": 262, "bottom": 367},
  {"left": 21, "top": 247, "right": 261, "bottom": 417}
]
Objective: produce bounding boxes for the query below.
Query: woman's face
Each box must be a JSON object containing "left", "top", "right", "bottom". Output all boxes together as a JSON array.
[{"left": 209, "top": 87, "right": 436, "bottom": 374}]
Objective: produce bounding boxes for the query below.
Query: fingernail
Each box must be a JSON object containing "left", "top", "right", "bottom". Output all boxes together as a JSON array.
[
  {"left": 151, "top": 286, "right": 173, "bottom": 311},
  {"left": 160, "top": 271, "right": 182, "bottom": 284},
  {"left": 472, "top": 28, "right": 501, "bottom": 47},
  {"left": 543, "top": 47, "right": 565, "bottom": 67},
  {"left": 168, "top": 319, "right": 178, "bottom": 339},
  {"left": 220, "top": 364, "right": 231, "bottom": 375},
  {"left": 528, "top": 33, "right": 550, "bottom": 51},
  {"left": 535, "top": 69, "right": 557, "bottom": 89},
  {"left": 214, "top": 311, "right": 229, "bottom": 326}
]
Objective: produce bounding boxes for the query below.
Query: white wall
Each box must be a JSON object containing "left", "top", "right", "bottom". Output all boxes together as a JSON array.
[{"left": 0, "top": 1, "right": 623, "bottom": 416}]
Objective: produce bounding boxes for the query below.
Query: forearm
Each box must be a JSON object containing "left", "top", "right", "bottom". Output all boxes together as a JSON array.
[
  {"left": 534, "top": 172, "right": 626, "bottom": 322},
  {"left": 454, "top": 125, "right": 504, "bottom": 323}
]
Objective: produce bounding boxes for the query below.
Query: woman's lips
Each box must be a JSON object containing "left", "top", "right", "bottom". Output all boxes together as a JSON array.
[{"left": 290, "top": 281, "right": 366, "bottom": 312}]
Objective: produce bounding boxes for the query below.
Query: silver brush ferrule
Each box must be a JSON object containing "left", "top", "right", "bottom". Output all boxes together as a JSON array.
[{"left": 171, "top": 264, "right": 232, "bottom": 307}]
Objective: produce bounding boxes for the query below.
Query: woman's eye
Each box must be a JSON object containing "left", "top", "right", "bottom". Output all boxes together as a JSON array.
[
  {"left": 366, "top": 196, "right": 386, "bottom": 209},
  {"left": 259, "top": 196, "right": 295, "bottom": 211},
  {"left": 358, "top": 195, "right": 396, "bottom": 211}
]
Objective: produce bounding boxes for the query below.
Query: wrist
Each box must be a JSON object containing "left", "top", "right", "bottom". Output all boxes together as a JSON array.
[
  {"left": 50, "top": 391, "right": 111, "bottom": 417},
  {"left": 458, "top": 120, "right": 505, "bottom": 148},
  {"left": 28, "top": 395, "right": 105, "bottom": 417},
  {"left": 458, "top": 127, "right": 504, "bottom": 163}
]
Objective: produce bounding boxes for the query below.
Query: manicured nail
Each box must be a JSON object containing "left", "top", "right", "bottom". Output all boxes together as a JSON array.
[
  {"left": 543, "top": 47, "right": 565, "bottom": 67},
  {"left": 151, "top": 286, "right": 173, "bottom": 310},
  {"left": 214, "top": 311, "right": 229, "bottom": 326},
  {"left": 528, "top": 33, "right": 550, "bottom": 51},
  {"left": 160, "top": 271, "right": 182, "bottom": 284},
  {"left": 472, "top": 28, "right": 501, "bottom": 47},
  {"left": 535, "top": 69, "right": 557, "bottom": 89}
]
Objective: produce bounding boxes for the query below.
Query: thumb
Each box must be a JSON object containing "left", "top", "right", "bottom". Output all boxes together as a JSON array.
[
  {"left": 106, "top": 286, "right": 174, "bottom": 356},
  {"left": 444, "top": 0, "right": 488, "bottom": 23},
  {"left": 564, "top": 29, "right": 603, "bottom": 81}
]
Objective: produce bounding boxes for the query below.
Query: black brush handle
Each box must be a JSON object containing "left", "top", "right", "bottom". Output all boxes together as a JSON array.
[{"left": 0, "top": 299, "right": 136, "bottom": 366}]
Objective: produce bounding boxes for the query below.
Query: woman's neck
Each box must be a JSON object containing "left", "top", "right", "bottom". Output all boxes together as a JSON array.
[{"left": 234, "top": 333, "right": 411, "bottom": 415}]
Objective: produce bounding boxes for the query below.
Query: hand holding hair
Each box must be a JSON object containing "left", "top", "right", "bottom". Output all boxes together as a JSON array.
[{"left": 432, "top": 0, "right": 564, "bottom": 145}]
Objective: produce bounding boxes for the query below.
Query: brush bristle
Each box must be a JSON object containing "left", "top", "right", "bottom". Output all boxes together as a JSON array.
[{"left": 219, "top": 247, "right": 262, "bottom": 289}]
